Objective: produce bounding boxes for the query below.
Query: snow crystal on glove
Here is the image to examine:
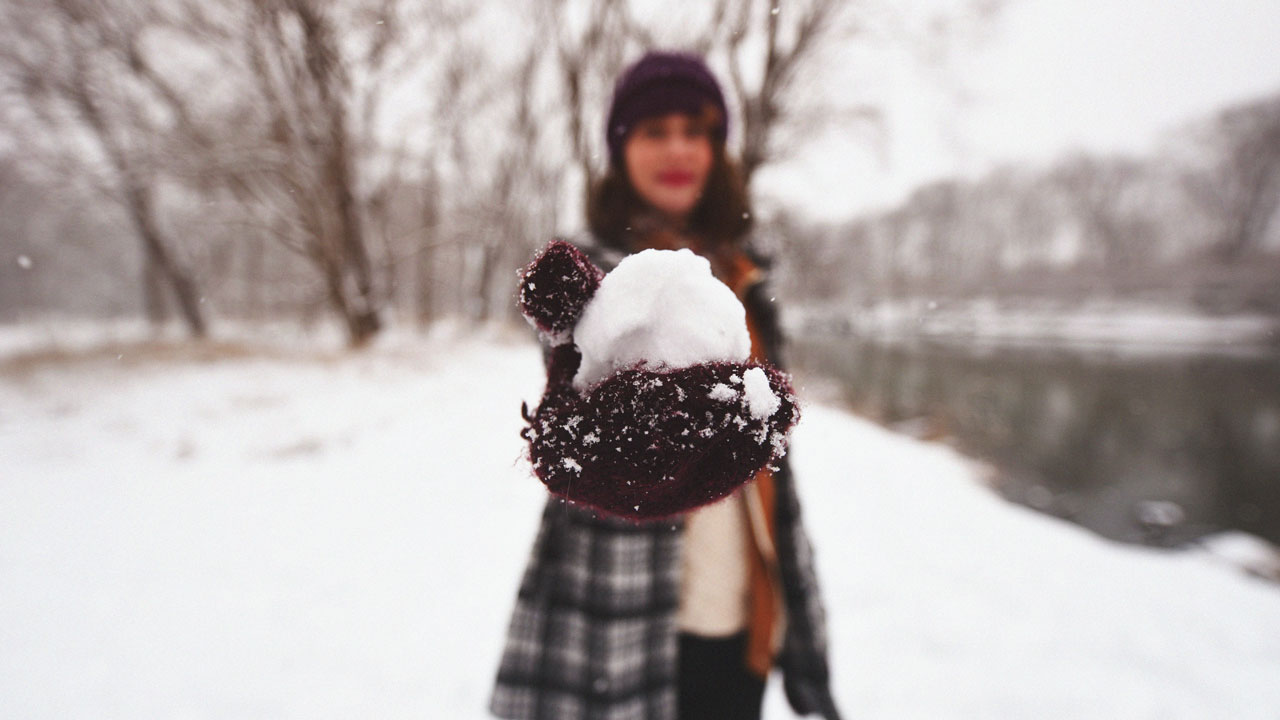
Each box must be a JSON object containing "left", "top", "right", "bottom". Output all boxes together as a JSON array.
[{"left": 741, "top": 366, "right": 780, "bottom": 420}]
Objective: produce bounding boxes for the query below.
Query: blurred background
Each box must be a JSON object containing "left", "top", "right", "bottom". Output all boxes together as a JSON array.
[{"left": 2, "top": 0, "right": 1278, "bottom": 551}]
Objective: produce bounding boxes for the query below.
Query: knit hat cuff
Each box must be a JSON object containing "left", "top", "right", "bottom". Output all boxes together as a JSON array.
[
  {"left": 604, "top": 52, "right": 729, "bottom": 167},
  {"left": 608, "top": 81, "right": 724, "bottom": 164}
]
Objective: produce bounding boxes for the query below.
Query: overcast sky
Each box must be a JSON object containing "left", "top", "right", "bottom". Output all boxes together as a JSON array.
[{"left": 756, "top": 0, "right": 1280, "bottom": 222}]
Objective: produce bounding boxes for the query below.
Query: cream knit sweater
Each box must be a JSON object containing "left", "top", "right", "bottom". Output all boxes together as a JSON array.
[{"left": 677, "top": 491, "right": 751, "bottom": 636}]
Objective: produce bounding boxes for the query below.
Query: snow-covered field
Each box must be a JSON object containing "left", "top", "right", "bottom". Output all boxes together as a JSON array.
[{"left": 2, "top": 329, "right": 1279, "bottom": 719}]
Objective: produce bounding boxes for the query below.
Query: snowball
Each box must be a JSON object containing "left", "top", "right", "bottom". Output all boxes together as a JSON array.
[
  {"left": 741, "top": 367, "right": 780, "bottom": 420},
  {"left": 573, "top": 249, "right": 751, "bottom": 389}
]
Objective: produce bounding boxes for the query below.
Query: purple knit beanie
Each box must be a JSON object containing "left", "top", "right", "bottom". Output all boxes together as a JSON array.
[{"left": 605, "top": 51, "right": 729, "bottom": 167}]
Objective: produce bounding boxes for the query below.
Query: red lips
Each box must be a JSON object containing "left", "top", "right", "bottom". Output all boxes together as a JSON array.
[{"left": 657, "top": 170, "right": 696, "bottom": 186}]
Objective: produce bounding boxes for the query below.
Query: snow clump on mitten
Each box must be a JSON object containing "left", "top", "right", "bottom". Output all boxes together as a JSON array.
[
  {"left": 516, "top": 240, "right": 801, "bottom": 521},
  {"left": 573, "top": 248, "right": 751, "bottom": 389}
]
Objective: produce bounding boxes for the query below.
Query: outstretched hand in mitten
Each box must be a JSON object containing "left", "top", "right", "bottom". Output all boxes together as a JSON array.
[{"left": 518, "top": 240, "right": 800, "bottom": 521}]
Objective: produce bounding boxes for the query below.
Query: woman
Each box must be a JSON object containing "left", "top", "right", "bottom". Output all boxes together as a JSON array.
[{"left": 491, "top": 51, "right": 841, "bottom": 720}]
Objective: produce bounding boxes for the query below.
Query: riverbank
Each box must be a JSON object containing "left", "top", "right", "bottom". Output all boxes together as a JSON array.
[
  {"left": 792, "top": 300, "right": 1280, "bottom": 357},
  {"left": 2, "top": 330, "right": 1279, "bottom": 718}
]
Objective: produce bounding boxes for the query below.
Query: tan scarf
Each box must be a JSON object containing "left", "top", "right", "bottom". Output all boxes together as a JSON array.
[
  {"left": 713, "top": 247, "right": 783, "bottom": 680},
  {"left": 632, "top": 228, "right": 783, "bottom": 678}
]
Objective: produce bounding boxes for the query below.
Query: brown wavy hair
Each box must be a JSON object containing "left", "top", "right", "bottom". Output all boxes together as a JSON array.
[{"left": 587, "top": 108, "right": 753, "bottom": 253}]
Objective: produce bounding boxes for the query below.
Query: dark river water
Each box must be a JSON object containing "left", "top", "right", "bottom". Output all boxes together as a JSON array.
[{"left": 788, "top": 336, "right": 1280, "bottom": 548}]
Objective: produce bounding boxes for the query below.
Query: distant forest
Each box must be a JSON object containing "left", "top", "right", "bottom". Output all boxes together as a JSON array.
[
  {"left": 3, "top": 0, "right": 917, "bottom": 344},
  {"left": 774, "top": 93, "right": 1280, "bottom": 319},
  {"left": 1, "top": 1, "right": 1276, "bottom": 345}
]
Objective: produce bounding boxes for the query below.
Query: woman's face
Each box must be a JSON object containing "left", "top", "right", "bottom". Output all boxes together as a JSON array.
[{"left": 623, "top": 112, "right": 714, "bottom": 223}]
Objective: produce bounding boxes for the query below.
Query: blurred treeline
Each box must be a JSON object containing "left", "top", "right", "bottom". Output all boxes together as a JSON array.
[
  {"left": 4, "top": 0, "right": 956, "bottom": 344},
  {"left": 775, "top": 93, "right": 1280, "bottom": 320},
  {"left": 3, "top": 1, "right": 1275, "bottom": 348}
]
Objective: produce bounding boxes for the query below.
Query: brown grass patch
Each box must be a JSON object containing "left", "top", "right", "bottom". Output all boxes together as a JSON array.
[{"left": 0, "top": 339, "right": 344, "bottom": 377}]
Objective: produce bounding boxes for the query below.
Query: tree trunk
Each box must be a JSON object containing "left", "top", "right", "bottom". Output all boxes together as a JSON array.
[
  {"left": 42, "top": 0, "right": 209, "bottom": 339},
  {"left": 143, "top": 256, "right": 167, "bottom": 326},
  {"left": 416, "top": 173, "right": 439, "bottom": 327},
  {"left": 326, "top": 144, "right": 382, "bottom": 345},
  {"left": 293, "top": 0, "right": 382, "bottom": 346},
  {"left": 121, "top": 182, "right": 207, "bottom": 337},
  {"left": 246, "top": 231, "right": 265, "bottom": 320}
]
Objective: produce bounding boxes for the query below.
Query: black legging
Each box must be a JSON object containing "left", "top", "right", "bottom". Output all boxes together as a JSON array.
[{"left": 677, "top": 632, "right": 766, "bottom": 720}]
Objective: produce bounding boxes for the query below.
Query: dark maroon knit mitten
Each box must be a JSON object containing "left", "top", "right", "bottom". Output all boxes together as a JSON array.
[
  {"left": 522, "top": 361, "right": 800, "bottom": 520},
  {"left": 518, "top": 240, "right": 604, "bottom": 342}
]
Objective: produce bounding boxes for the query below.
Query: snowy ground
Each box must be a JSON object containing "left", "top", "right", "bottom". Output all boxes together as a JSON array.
[{"left": 2, "top": 329, "right": 1279, "bottom": 719}]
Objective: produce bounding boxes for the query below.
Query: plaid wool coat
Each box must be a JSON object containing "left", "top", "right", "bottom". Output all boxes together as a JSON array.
[{"left": 490, "top": 238, "right": 842, "bottom": 720}]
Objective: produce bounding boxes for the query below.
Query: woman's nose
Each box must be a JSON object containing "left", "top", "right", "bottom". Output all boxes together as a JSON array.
[{"left": 665, "top": 134, "right": 696, "bottom": 157}]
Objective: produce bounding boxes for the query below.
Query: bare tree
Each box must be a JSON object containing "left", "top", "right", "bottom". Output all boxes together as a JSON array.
[
  {"left": 722, "top": 0, "right": 845, "bottom": 186},
  {"left": 535, "top": 0, "right": 638, "bottom": 203},
  {"left": 188, "top": 0, "right": 453, "bottom": 344},
  {"left": 535, "top": 0, "right": 867, "bottom": 193},
  {"left": 1050, "top": 154, "right": 1150, "bottom": 271},
  {"left": 1191, "top": 96, "right": 1280, "bottom": 261},
  {"left": 1, "top": 0, "right": 1015, "bottom": 335},
  {"left": 0, "top": 0, "right": 209, "bottom": 336},
  {"left": 479, "top": 47, "right": 567, "bottom": 321},
  {"left": 226, "top": 0, "right": 384, "bottom": 344}
]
